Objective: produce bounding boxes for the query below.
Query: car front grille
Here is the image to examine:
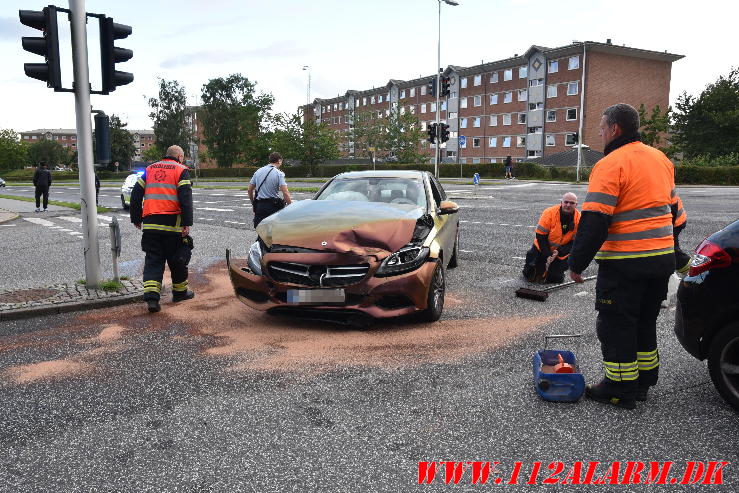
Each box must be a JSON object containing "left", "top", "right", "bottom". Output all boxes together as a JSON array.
[{"left": 267, "top": 261, "right": 369, "bottom": 287}]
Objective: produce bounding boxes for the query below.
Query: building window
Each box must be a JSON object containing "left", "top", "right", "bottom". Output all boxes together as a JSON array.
[
  {"left": 529, "top": 102, "right": 544, "bottom": 110},
  {"left": 504, "top": 91, "right": 512, "bottom": 103},
  {"left": 460, "top": 97, "right": 468, "bottom": 109},
  {"left": 566, "top": 133, "right": 577, "bottom": 145},
  {"left": 546, "top": 110, "right": 556, "bottom": 122},
  {"left": 460, "top": 118, "right": 468, "bottom": 128},
  {"left": 548, "top": 60, "right": 558, "bottom": 73},
  {"left": 450, "top": 91, "right": 457, "bottom": 99},
  {"left": 517, "top": 89, "right": 527, "bottom": 101},
  {"left": 490, "top": 72, "right": 498, "bottom": 83},
  {"left": 387, "top": 93, "right": 390, "bottom": 101},
  {"left": 441, "top": 100, "right": 447, "bottom": 111},
  {"left": 489, "top": 137, "right": 497, "bottom": 147},
  {"left": 517, "top": 113, "right": 526, "bottom": 124},
  {"left": 490, "top": 94, "right": 498, "bottom": 105},
  {"left": 517, "top": 136, "right": 526, "bottom": 147},
  {"left": 473, "top": 117, "right": 481, "bottom": 127},
  {"left": 449, "top": 111, "right": 458, "bottom": 119},
  {"left": 474, "top": 74, "right": 481, "bottom": 86},
  {"left": 528, "top": 126, "right": 543, "bottom": 134},
  {"left": 371, "top": 96, "right": 375, "bottom": 104},
  {"left": 334, "top": 103, "right": 338, "bottom": 111},
  {"left": 473, "top": 137, "right": 481, "bottom": 148},
  {"left": 461, "top": 77, "right": 468, "bottom": 88},
  {"left": 410, "top": 87, "right": 415, "bottom": 97},
  {"left": 504, "top": 69, "right": 512, "bottom": 81},
  {"left": 489, "top": 115, "right": 498, "bottom": 126},
  {"left": 566, "top": 108, "right": 578, "bottom": 121},
  {"left": 421, "top": 103, "right": 427, "bottom": 113},
  {"left": 400, "top": 89, "right": 406, "bottom": 99},
  {"left": 519, "top": 66, "right": 528, "bottom": 78},
  {"left": 546, "top": 134, "right": 556, "bottom": 146},
  {"left": 363, "top": 97, "right": 367, "bottom": 105},
  {"left": 529, "top": 78, "right": 544, "bottom": 87},
  {"left": 421, "top": 85, "right": 426, "bottom": 96},
  {"left": 546, "top": 84, "right": 558, "bottom": 98},
  {"left": 568, "top": 55, "right": 580, "bottom": 70},
  {"left": 378, "top": 95, "right": 383, "bottom": 103},
  {"left": 567, "top": 81, "right": 579, "bottom": 95},
  {"left": 430, "top": 103, "right": 437, "bottom": 113},
  {"left": 503, "top": 114, "right": 512, "bottom": 125},
  {"left": 503, "top": 136, "right": 511, "bottom": 147},
  {"left": 473, "top": 95, "right": 482, "bottom": 107}
]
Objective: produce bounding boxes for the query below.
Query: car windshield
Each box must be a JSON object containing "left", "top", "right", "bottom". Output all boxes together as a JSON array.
[{"left": 316, "top": 177, "right": 426, "bottom": 207}]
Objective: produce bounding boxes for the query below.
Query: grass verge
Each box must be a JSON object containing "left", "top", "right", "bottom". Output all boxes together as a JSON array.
[{"left": 0, "top": 194, "right": 109, "bottom": 212}]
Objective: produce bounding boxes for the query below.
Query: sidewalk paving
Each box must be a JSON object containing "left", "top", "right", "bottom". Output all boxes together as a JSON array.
[{"left": 0, "top": 197, "right": 146, "bottom": 321}]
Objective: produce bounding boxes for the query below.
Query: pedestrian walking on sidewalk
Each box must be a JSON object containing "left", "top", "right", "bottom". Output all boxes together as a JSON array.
[
  {"left": 504, "top": 156, "right": 514, "bottom": 180},
  {"left": 248, "top": 152, "right": 292, "bottom": 228},
  {"left": 129, "top": 145, "right": 195, "bottom": 313},
  {"left": 33, "top": 162, "right": 52, "bottom": 212}
]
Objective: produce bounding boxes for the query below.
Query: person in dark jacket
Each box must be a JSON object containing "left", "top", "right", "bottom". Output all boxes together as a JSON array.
[
  {"left": 33, "top": 162, "right": 52, "bottom": 212},
  {"left": 504, "top": 156, "right": 514, "bottom": 180},
  {"left": 130, "top": 145, "right": 195, "bottom": 313}
]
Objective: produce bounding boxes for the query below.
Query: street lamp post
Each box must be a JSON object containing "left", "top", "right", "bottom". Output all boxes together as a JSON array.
[
  {"left": 435, "top": 0, "right": 458, "bottom": 178},
  {"left": 302, "top": 65, "right": 311, "bottom": 106}
]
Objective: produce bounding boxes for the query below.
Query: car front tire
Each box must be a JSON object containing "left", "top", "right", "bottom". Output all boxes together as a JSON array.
[
  {"left": 708, "top": 322, "right": 739, "bottom": 412},
  {"left": 418, "top": 261, "right": 445, "bottom": 322},
  {"left": 121, "top": 194, "right": 129, "bottom": 210}
]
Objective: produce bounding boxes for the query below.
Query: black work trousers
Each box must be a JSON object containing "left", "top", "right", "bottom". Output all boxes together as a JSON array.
[
  {"left": 594, "top": 262, "right": 669, "bottom": 397},
  {"left": 35, "top": 186, "right": 49, "bottom": 209},
  {"left": 141, "top": 232, "right": 189, "bottom": 301},
  {"left": 253, "top": 199, "right": 283, "bottom": 228},
  {"left": 522, "top": 244, "right": 567, "bottom": 283}
]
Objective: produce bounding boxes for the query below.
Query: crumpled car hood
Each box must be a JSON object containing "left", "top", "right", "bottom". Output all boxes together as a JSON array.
[{"left": 256, "top": 200, "right": 424, "bottom": 256}]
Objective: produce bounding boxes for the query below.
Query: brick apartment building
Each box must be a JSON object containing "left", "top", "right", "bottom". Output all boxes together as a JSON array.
[
  {"left": 302, "top": 40, "right": 683, "bottom": 164},
  {"left": 20, "top": 128, "right": 156, "bottom": 162}
]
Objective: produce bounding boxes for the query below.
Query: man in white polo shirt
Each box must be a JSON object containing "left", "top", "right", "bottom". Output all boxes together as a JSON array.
[{"left": 248, "top": 152, "right": 293, "bottom": 227}]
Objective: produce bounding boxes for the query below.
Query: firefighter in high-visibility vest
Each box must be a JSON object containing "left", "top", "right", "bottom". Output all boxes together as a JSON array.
[
  {"left": 568, "top": 103, "right": 677, "bottom": 409},
  {"left": 522, "top": 192, "right": 581, "bottom": 283},
  {"left": 672, "top": 193, "right": 691, "bottom": 275},
  {"left": 130, "top": 145, "right": 195, "bottom": 313}
]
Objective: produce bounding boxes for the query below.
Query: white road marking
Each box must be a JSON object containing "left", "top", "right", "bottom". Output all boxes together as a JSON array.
[
  {"left": 58, "top": 228, "right": 73, "bottom": 232},
  {"left": 459, "top": 249, "right": 475, "bottom": 253},
  {"left": 512, "top": 256, "right": 526, "bottom": 260},
  {"left": 513, "top": 224, "right": 523, "bottom": 227},
  {"left": 24, "top": 217, "right": 55, "bottom": 227},
  {"left": 209, "top": 193, "right": 226, "bottom": 196},
  {"left": 500, "top": 223, "right": 510, "bottom": 226},
  {"left": 199, "top": 207, "right": 234, "bottom": 212},
  {"left": 59, "top": 216, "right": 82, "bottom": 223},
  {"left": 224, "top": 220, "right": 245, "bottom": 225},
  {"left": 97, "top": 215, "right": 113, "bottom": 222},
  {"left": 203, "top": 201, "right": 220, "bottom": 204},
  {"left": 0, "top": 224, "right": 17, "bottom": 227}
]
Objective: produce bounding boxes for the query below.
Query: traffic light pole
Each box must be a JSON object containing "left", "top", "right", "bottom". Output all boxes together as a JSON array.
[
  {"left": 434, "top": 0, "right": 441, "bottom": 178},
  {"left": 70, "top": 0, "right": 101, "bottom": 288}
]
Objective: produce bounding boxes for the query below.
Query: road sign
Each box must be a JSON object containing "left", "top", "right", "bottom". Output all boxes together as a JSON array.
[
  {"left": 473, "top": 173, "right": 480, "bottom": 185},
  {"left": 458, "top": 135, "right": 466, "bottom": 147}
]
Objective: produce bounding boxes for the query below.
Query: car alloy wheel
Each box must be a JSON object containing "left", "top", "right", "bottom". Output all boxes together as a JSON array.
[
  {"left": 419, "top": 261, "right": 445, "bottom": 322},
  {"left": 708, "top": 322, "right": 739, "bottom": 412}
]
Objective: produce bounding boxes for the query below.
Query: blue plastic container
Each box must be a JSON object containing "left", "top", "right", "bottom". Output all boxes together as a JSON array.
[{"left": 532, "top": 349, "right": 585, "bottom": 402}]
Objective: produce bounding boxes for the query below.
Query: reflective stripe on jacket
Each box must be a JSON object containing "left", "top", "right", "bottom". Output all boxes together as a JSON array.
[
  {"left": 672, "top": 194, "right": 687, "bottom": 228},
  {"left": 533, "top": 204, "right": 581, "bottom": 258},
  {"left": 583, "top": 142, "right": 675, "bottom": 260},
  {"left": 142, "top": 159, "right": 189, "bottom": 217}
]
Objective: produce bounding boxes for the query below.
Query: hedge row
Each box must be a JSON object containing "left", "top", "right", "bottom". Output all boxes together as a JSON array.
[{"left": 1, "top": 168, "right": 126, "bottom": 181}]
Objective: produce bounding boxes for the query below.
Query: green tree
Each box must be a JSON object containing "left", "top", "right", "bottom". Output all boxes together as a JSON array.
[
  {"left": 147, "top": 78, "right": 190, "bottom": 157},
  {"left": 27, "top": 138, "right": 66, "bottom": 166},
  {"left": 0, "top": 129, "right": 29, "bottom": 170},
  {"left": 350, "top": 109, "right": 384, "bottom": 159},
  {"left": 671, "top": 68, "right": 739, "bottom": 159},
  {"left": 142, "top": 145, "right": 161, "bottom": 162},
  {"left": 269, "top": 111, "right": 340, "bottom": 173},
  {"left": 638, "top": 104, "right": 671, "bottom": 153},
  {"left": 382, "top": 110, "right": 429, "bottom": 163},
  {"left": 200, "top": 74, "right": 274, "bottom": 168},
  {"left": 109, "top": 115, "right": 137, "bottom": 169}
]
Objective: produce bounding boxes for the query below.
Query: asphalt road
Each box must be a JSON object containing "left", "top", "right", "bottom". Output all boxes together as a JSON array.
[{"left": 1, "top": 181, "right": 738, "bottom": 491}]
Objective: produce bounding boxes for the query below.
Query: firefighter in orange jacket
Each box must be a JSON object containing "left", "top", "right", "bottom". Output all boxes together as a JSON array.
[
  {"left": 523, "top": 192, "right": 581, "bottom": 283},
  {"left": 672, "top": 193, "right": 691, "bottom": 274},
  {"left": 569, "top": 104, "right": 677, "bottom": 409},
  {"left": 130, "top": 145, "right": 195, "bottom": 313}
]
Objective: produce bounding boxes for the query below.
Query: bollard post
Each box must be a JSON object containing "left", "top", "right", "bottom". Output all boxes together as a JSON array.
[{"left": 109, "top": 216, "right": 121, "bottom": 281}]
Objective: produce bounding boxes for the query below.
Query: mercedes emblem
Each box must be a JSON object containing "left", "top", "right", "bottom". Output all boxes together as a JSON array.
[{"left": 321, "top": 241, "right": 327, "bottom": 246}]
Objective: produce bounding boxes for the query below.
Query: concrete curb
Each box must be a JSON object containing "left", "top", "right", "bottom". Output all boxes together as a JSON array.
[
  {"left": 0, "top": 291, "right": 144, "bottom": 322},
  {"left": 0, "top": 211, "right": 19, "bottom": 224}
]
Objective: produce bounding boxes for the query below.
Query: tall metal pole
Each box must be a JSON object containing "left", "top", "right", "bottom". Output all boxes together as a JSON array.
[
  {"left": 70, "top": 0, "right": 101, "bottom": 288},
  {"left": 434, "top": 0, "right": 441, "bottom": 178},
  {"left": 576, "top": 42, "right": 587, "bottom": 183},
  {"left": 303, "top": 65, "right": 311, "bottom": 106}
]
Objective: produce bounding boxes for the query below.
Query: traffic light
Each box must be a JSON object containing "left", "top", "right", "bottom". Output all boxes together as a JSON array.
[
  {"left": 99, "top": 16, "right": 133, "bottom": 94},
  {"left": 427, "top": 78, "right": 436, "bottom": 98},
  {"left": 94, "top": 113, "right": 111, "bottom": 165},
  {"left": 19, "top": 6, "right": 62, "bottom": 90},
  {"left": 572, "top": 132, "right": 579, "bottom": 144},
  {"left": 439, "top": 123, "right": 450, "bottom": 143},
  {"left": 440, "top": 76, "right": 451, "bottom": 97},
  {"left": 427, "top": 123, "right": 437, "bottom": 144}
]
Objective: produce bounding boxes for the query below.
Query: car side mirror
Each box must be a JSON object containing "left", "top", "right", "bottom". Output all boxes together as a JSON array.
[{"left": 437, "top": 200, "right": 459, "bottom": 215}]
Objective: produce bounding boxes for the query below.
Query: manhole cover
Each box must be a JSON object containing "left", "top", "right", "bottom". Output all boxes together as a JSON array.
[{"left": 0, "top": 288, "right": 59, "bottom": 303}]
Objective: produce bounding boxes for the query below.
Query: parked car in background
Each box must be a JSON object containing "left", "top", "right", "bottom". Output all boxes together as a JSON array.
[
  {"left": 0, "top": 177, "right": 5, "bottom": 187},
  {"left": 227, "top": 170, "right": 460, "bottom": 325},
  {"left": 675, "top": 219, "right": 739, "bottom": 412},
  {"left": 120, "top": 171, "right": 143, "bottom": 209}
]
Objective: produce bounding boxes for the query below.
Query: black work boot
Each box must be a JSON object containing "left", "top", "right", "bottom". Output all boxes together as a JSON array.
[
  {"left": 172, "top": 290, "right": 195, "bottom": 302},
  {"left": 636, "top": 386, "right": 650, "bottom": 402},
  {"left": 146, "top": 299, "right": 161, "bottom": 313},
  {"left": 585, "top": 381, "right": 636, "bottom": 409}
]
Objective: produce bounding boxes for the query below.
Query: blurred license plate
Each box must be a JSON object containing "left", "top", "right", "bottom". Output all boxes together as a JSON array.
[{"left": 287, "top": 289, "right": 345, "bottom": 304}]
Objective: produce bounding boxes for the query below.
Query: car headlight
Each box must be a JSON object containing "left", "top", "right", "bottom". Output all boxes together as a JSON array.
[
  {"left": 375, "top": 246, "right": 430, "bottom": 277},
  {"left": 247, "top": 240, "right": 264, "bottom": 276}
]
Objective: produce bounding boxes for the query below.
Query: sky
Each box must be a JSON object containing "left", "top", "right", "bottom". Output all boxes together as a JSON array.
[{"left": 1, "top": 0, "right": 737, "bottom": 133}]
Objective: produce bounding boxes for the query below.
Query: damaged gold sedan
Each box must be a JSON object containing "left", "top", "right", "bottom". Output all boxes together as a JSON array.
[{"left": 226, "top": 170, "right": 459, "bottom": 324}]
